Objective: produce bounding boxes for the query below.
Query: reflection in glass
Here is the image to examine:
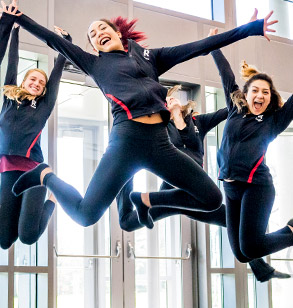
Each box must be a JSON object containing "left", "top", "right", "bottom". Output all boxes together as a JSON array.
[
  {"left": 211, "top": 274, "right": 222, "bottom": 308},
  {"left": 248, "top": 274, "right": 256, "bottom": 308},
  {"left": 14, "top": 273, "right": 48, "bottom": 308},
  {"left": 0, "top": 247, "right": 8, "bottom": 266},
  {"left": 56, "top": 82, "right": 110, "bottom": 308},
  {"left": 211, "top": 274, "right": 236, "bottom": 308},
  {"left": 210, "top": 225, "right": 221, "bottom": 268},
  {"left": 0, "top": 273, "right": 8, "bottom": 308}
]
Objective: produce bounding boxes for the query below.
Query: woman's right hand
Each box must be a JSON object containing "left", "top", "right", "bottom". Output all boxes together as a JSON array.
[
  {"left": 0, "top": 0, "right": 22, "bottom": 17},
  {"left": 54, "top": 26, "right": 68, "bottom": 37}
]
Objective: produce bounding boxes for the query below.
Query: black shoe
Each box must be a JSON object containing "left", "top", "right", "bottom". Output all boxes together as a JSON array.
[
  {"left": 259, "top": 270, "right": 291, "bottom": 282},
  {"left": 12, "top": 163, "right": 49, "bottom": 196},
  {"left": 270, "top": 270, "right": 291, "bottom": 280},
  {"left": 287, "top": 218, "right": 293, "bottom": 228},
  {"left": 130, "top": 192, "right": 154, "bottom": 229}
]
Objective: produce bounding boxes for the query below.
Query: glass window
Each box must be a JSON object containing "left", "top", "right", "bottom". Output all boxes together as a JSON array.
[
  {"left": 236, "top": 0, "right": 293, "bottom": 39},
  {"left": 134, "top": 0, "right": 225, "bottom": 22},
  {"left": 14, "top": 273, "right": 48, "bottom": 308},
  {"left": 211, "top": 274, "right": 236, "bottom": 308},
  {"left": 266, "top": 122, "right": 293, "bottom": 307},
  {"left": 0, "top": 248, "right": 8, "bottom": 266},
  {"left": 134, "top": 171, "right": 183, "bottom": 308},
  {"left": 205, "top": 87, "right": 235, "bottom": 269},
  {"left": 56, "top": 81, "right": 111, "bottom": 308},
  {"left": 0, "top": 273, "right": 8, "bottom": 308},
  {"left": 14, "top": 231, "right": 48, "bottom": 267}
]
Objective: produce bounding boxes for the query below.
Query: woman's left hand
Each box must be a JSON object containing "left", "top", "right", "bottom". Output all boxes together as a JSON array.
[
  {"left": 249, "top": 8, "right": 278, "bottom": 41},
  {"left": 0, "top": 0, "right": 23, "bottom": 17},
  {"left": 208, "top": 28, "right": 218, "bottom": 37}
]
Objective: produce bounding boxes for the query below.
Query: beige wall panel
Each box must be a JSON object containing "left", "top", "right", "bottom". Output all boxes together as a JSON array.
[
  {"left": 237, "top": 36, "right": 293, "bottom": 94},
  {"left": 18, "top": 0, "right": 49, "bottom": 50},
  {"left": 55, "top": 0, "right": 128, "bottom": 53},
  {"left": 260, "top": 39, "right": 293, "bottom": 94},
  {"left": 134, "top": 7, "right": 201, "bottom": 82}
]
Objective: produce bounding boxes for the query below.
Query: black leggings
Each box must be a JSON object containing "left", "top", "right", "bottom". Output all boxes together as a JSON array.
[
  {"left": 224, "top": 181, "right": 293, "bottom": 262},
  {"left": 0, "top": 171, "right": 55, "bottom": 249},
  {"left": 116, "top": 178, "right": 275, "bottom": 280},
  {"left": 44, "top": 121, "right": 222, "bottom": 227},
  {"left": 117, "top": 178, "right": 226, "bottom": 232}
]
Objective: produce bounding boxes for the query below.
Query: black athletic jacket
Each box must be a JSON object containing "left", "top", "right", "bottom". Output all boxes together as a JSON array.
[
  {"left": 14, "top": 12, "right": 264, "bottom": 125},
  {"left": 212, "top": 49, "right": 293, "bottom": 184},
  {"left": 0, "top": 15, "right": 71, "bottom": 162},
  {"left": 168, "top": 109, "right": 228, "bottom": 166}
]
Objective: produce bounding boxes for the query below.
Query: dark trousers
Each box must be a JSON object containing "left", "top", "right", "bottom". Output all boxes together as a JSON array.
[
  {"left": 45, "top": 121, "right": 222, "bottom": 227},
  {"left": 224, "top": 181, "right": 293, "bottom": 263},
  {"left": 0, "top": 171, "right": 55, "bottom": 249},
  {"left": 117, "top": 178, "right": 226, "bottom": 232},
  {"left": 116, "top": 178, "right": 275, "bottom": 281}
]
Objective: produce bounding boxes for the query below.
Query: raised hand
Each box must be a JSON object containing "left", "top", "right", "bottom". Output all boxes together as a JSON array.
[
  {"left": 208, "top": 28, "right": 218, "bottom": 37},
  {"left": 54, "top": 26, "right": 68, "bottom": 37},
  {"left": 0, "top": 0, "right": 22, "bottom": 16},
  {"left": 249, "top": 8, "right": 278, "bottom": 41}
]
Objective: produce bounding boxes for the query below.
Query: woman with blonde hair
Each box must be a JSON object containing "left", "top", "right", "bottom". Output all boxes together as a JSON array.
[{"left": 0, "top": 2, "right": 71, "bottom": 249}]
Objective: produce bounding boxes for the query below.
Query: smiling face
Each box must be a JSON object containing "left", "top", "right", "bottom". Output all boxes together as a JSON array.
[
  {"left": 88, "top": 20, "right": 124, "bottom": 52},
  {"left": 22, "top": 70, "right": 47, "bottom": 97},
  {"left": 245, "top": 79, "right": 271, "bottom": 115}
]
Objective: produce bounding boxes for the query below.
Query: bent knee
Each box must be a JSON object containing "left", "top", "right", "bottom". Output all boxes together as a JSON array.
[
  {"left": 206, "top": 191, "right": 223, "bottom": 211},
  {"left": 0, "top": 238, "right": 15, "bottom": 250},
  {"left": 240, "top": 241, "right": 261, "bottom": 260},
  {"left": 119, "top": 220, "right": 132, "bottom": 232},
  {"left": 78, "top": 217, "right": 97, "bottom": 227},
  {"left": 235, "top": 254, "right": 250, "bottom": 263},
  {"left": 19, "top": 232, "right": 39, "bottom": 245}
]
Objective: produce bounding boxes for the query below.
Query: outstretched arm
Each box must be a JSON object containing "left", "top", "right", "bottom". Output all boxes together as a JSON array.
[
  {"left": 153, "top": 11, "right": 277, "bottom": 76},
  {"left": 4, "top": 25, "right": 19, "bottom": 85},
  {"left": 0, "top": 3, "right": 96, "bottom": 76},
  {"left": 43, "top": 27, "right": 72, "bottom": 115},
  {"left": 0, "top": 2, "right": 19, "bottom": 65}
]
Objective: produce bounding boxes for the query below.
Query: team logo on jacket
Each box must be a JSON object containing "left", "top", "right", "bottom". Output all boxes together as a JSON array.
[
  {"left": 30, "top": 100, "right": 37, "bottom": 109},
  {"left": 255, "top": 115, "right": 263, "bottom": 122},
  {"left": 143, "top": 49, "right": 150, "bottom": 60},
  {"left": 194, "top": 125, "right": 199, "bottom": 133}
]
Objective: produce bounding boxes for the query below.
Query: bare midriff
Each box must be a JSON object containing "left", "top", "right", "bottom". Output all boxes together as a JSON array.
[{"left": 131, "top": 113, "right": 163, "bottom": 124}]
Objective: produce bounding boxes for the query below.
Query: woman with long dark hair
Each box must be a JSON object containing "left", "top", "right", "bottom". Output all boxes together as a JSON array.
[{"left": 7, "top": 4, "right": 277, "bottom": 231}]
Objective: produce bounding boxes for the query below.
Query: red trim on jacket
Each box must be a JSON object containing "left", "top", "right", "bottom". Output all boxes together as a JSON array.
[
  {"left": 106, "top": 94, "right": 133, "bottom": 120},
  {"left": 247, "top": 153, "right": 265, "bottom": 183},
  {"left": 26, "top": 130, "right": 42, "bottom": 158}
]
